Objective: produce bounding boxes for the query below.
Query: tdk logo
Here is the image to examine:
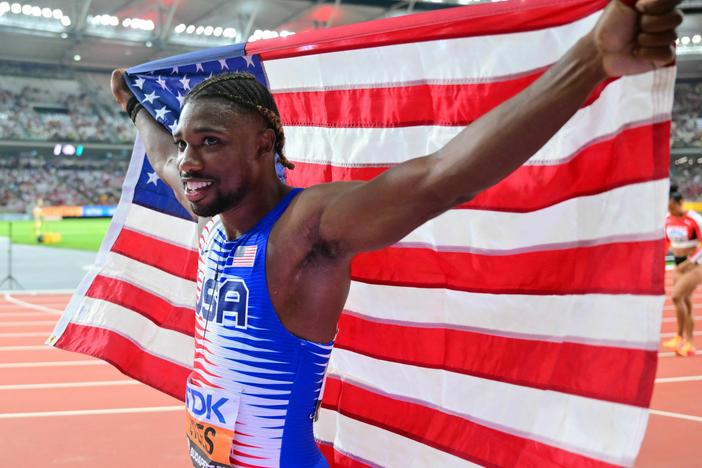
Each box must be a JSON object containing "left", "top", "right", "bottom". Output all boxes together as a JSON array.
[
  {"left": 197, "top": 277, "right": 249, "bottom": 329},
  {"left": 186, "top": 386, "right": 229, "bottom": 425}
]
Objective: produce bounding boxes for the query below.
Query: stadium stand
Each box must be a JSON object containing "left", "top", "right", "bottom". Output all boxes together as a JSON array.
[{"left": 0, "top": 155, "right": 126, "bottom": 213}]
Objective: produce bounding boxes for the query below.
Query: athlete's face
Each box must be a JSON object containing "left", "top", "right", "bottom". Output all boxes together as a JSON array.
[
  {"left": 669, "top": 198, "right": 684, "bottom": 216},
  {"left": 174, "top": 98, "right": 273, "bottom": 217}
]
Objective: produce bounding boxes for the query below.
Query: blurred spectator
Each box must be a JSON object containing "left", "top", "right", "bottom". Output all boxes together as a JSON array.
[
  {"left": 672, "top": 80, "right": 702, "bottom": 148},
  {"left": 0, "top": 155, "right": 127, "bottom": 213}
]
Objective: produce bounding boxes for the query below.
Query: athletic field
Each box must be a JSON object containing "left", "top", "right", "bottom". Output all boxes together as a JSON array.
[{"left": 0, "top": 218, "right": 110, "bottom": 252}]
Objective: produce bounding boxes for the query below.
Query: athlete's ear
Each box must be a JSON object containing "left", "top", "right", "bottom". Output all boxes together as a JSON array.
[{"left": 256, "top": 128, "right": 276, "bottom": 160}]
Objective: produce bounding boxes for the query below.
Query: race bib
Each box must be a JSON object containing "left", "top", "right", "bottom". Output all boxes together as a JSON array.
[{"left": 185, "top": 377, "right": 240, "bottom": 468}]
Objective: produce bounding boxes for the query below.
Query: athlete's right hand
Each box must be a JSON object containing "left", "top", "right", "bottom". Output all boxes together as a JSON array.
[{"left": 110, "top": 68, "right": 133, "bottom": 112}]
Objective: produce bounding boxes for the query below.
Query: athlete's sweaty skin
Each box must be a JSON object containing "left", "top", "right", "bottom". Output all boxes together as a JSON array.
[{"left": 112, "top": 0, "right": 682, "bottom": 345}]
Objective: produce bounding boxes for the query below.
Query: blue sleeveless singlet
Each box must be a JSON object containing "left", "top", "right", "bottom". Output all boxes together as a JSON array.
[{"left": 187, "top": 188, "right": 332, "bottom": 468}]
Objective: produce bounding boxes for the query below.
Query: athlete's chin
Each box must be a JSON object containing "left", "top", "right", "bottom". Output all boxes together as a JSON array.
[{"left": 190, "top": 189, "right": 248, "bottom": 218}]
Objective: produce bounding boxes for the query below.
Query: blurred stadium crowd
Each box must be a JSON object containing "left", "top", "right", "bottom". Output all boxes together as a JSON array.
[
  {"left": 0, "top": 62, "right": 701, "bottom": 212},
  {"left": 0, "top": 156, "right": 125, "bottom": 213}
]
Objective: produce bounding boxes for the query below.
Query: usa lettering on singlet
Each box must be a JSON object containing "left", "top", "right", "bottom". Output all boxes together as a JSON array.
[{"left": 186, "top": 188, "right": 333, "bottom": 468}]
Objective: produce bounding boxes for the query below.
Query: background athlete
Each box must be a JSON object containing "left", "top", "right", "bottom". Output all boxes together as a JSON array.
[
  {"left": 665, "top": 185, "right": 700, "bottom": 357},
  {"left": 111, "top": 0, "right": 682, "bottom": 466}
]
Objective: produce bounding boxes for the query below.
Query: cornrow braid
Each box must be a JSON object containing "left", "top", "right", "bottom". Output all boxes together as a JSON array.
[{"left": 185, "top": 72, "right": 295, "bottom": 170}]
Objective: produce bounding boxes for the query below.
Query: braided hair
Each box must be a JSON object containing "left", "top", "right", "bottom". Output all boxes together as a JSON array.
[{"left": 185, "top": 72, "right": 294, "bottom": 170}]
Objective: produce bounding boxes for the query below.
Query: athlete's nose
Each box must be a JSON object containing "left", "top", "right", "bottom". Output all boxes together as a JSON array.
[{"left": 178, "top": 145, "right": 204, "bottom": 174}]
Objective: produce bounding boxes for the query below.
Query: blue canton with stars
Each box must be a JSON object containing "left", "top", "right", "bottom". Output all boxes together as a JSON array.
[{"left": 124, "top": 44, "right": 273, "bottom": 222}]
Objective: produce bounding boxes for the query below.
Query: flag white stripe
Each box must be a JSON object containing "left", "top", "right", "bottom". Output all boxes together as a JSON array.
[
  {"left": 70, "top": 297, "right": 194, "bottom": 367},
  {"left": 346, "top": 282, "right": 663, "bottom": 349},
  {"left": 400, "top": 179, "right": 666, "bottom": 252},
  {"left": 285, "top": 70, "right": 672, "bottom": 167},
  {"left": 315, "top": 408, "right": 478, "bottom": 467},
  {"left": 99, "top": 252, "right": 196, "bottom": 308},
  {"left": 265, "top": 12, "right": 600, "bottom": 92},
  {"left": 123, "top": 204, "right": 198, "bottom": 250},
  {"left": 328, "top": 349, "right": 648, "bottom": 466}
]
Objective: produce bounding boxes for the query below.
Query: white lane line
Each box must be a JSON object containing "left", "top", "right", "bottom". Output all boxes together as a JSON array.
[
  {"left": 0, "top": 289, "right": 73, "bottom": 295},
  {"left": 0, "top": 321, "right": 56, "bottom": 327},
  {"left": 658, "top": 352, "right": 677, "bottom": 358},
  {"left": 2, "top": 294, "right": 62, "bottom": 315},
  {"left": 0, "top": 345, "right": 49, "bottom": 351},
  {"left": 650, "top": 409, "right": 702, "bottom": 423},
  {"left": 0, "top": 406, "right": 183, "bottom": 419},
  {"left": 662, "top": 316, "right": 702, "bottom": 323},
  {"left": 0, "top": 312, "right": 58, "bottom": 319},
  {"left": 660, "top": 331, "right": 702, "bottom": 338},
  {"left": 0, "top": 360, "right": 106, "bottom": 369},
  {"left": 0, "top": 332, "right": 50, "bottom": 338},
  {"left": 655, "top": 375, "right": 702, "bottom": 384},
  {"left": 0, "top": 380, "right": 141, "bottom": 391}
]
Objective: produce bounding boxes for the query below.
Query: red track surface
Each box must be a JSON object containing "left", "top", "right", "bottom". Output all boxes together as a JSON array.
[{"left": 0, "top": 278, "right": 699, "bottom": 467}]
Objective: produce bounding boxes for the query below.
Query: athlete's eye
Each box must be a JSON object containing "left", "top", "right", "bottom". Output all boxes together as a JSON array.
[
  {"left": 203, "top": 136, "right": 220, "bottom": 147},
  {"left": 175, "top": 140, "right": 186, "bottom": 152}
]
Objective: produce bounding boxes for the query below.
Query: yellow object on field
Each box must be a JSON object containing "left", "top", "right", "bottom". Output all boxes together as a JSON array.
[{"left": 38, "top": 232, "right": 62, "bottom": 244}]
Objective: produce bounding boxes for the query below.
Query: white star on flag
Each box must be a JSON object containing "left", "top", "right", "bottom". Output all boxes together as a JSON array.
[
  {"left": 133, "top": 77, "right": 145, "bottom": 90},
  {"left": 175, "top": 92, "right": 186, "bottom": 107},
  {"left": 156, "top": 76, "right": 168, "bottom": 90},
  {"left": 168, "top": 120, "right": 179, "bottom": 134},
  {"left": 142, "top": 90, "right": 158, "bottom": 104},
  {"left": 146, "top": 171, "right": 159, "bottom": 185},
  {"left": 171, "top": 65, "right": 179, "bottom": 74},
  {"left": 218, "top": 58, "right": 229, "bottom": 70},
  {"left": 179, "top": 75, "right": 191, "bottom": 90},
  {"left": 242, "top": 55, "right": 255, "bottom": 68},
  {"left": 195, "top": 63, "right": 204, "bottom": 72},
  {"left": 154, "top": 106, "right": 171, "bottom": 121}
]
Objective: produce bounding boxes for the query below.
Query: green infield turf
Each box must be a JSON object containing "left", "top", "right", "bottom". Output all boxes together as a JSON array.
[{"left": 0, "top": 218, "right": 111, "bottom": 252}]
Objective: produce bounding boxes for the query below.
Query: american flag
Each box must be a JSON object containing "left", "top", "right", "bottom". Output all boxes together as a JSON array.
[
  {"left": 48, "top": 0, "right": 673, "bottom": 466},
  {"left": 232, "top": 245, "right": 258, "bottom": 268}
]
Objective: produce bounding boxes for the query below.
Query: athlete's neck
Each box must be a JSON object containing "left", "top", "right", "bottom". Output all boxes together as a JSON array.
[{"left": 219, "top": 179, "right": 291, "bottom": 240}]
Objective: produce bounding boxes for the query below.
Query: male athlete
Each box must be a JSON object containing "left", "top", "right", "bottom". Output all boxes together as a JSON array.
[{"left": 111, "top": 1, "right": 682, "bottom": 466}]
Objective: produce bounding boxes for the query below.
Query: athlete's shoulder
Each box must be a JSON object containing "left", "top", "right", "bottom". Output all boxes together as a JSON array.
[{"left": 686, "top": 210, "right": 702, "bottom": 225}]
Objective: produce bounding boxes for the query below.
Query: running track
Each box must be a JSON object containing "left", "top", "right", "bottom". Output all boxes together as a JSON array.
[{"left": 0, "top": 276, "right": 699, "bottom": 467}]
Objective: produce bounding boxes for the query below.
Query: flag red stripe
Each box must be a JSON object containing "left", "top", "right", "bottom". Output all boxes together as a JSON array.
[
  {"left": 248, "top": 0, "right": 606, "bottom": 60},
  {"left": 321, "top": 377, "right": 617, "bottom": 468},
  {"left": 54, "top": 323, "right": 189, "bottom": 401},
  {"left": 318, "top": 441, "right": 369, "bottom": 468},
  {"left": 287, "top": 122, "right": 670, "bottom": 213},
  {"left": 351, "top": 239, "right": 666, "bottom": 295},
  {"left": 85, "top": 275, "right": 195, "bottom": 336},
  {"left": 336, "top": 313, "right": 656, "bottom": 407},
  {"left": 274, "top": 75, "right": 615, "bottom": 128},
  {"left": 111, "top": 228, "right": 198, "bottom": 282}
]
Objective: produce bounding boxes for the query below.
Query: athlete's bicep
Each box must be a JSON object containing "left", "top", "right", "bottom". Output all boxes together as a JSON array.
[{"left": 316, "top": 155, "right": 461, "bottom": 256}]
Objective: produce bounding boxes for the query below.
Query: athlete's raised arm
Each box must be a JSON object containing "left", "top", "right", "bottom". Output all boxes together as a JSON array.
[
  {"left": 314, "top": 0, "right": 682, "bottom": 256},
  {"left": 110, "top": 68, "right": 195, "bottom": 218}
]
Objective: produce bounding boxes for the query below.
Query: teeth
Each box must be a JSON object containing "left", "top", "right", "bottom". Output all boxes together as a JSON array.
[{"left": 186, "top": 181, "right": 213, "bottom": 191}]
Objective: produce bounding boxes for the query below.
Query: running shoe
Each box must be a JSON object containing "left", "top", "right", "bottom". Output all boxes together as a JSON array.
[
  {"left": 663, "top": 335, "right": 683, "bottom": 349},
  {"left": 675, "top": 340, "right": 697, "bottom": 357}
]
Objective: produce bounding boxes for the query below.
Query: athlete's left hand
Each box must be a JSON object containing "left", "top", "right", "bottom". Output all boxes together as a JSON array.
[{"left": 593, "top": 0, "right": 683, "bottom": 77}]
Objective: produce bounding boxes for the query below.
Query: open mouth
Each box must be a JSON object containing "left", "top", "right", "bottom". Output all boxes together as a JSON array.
[{"left": 183, "top": 179, "right": 214, "bottom": 203}]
